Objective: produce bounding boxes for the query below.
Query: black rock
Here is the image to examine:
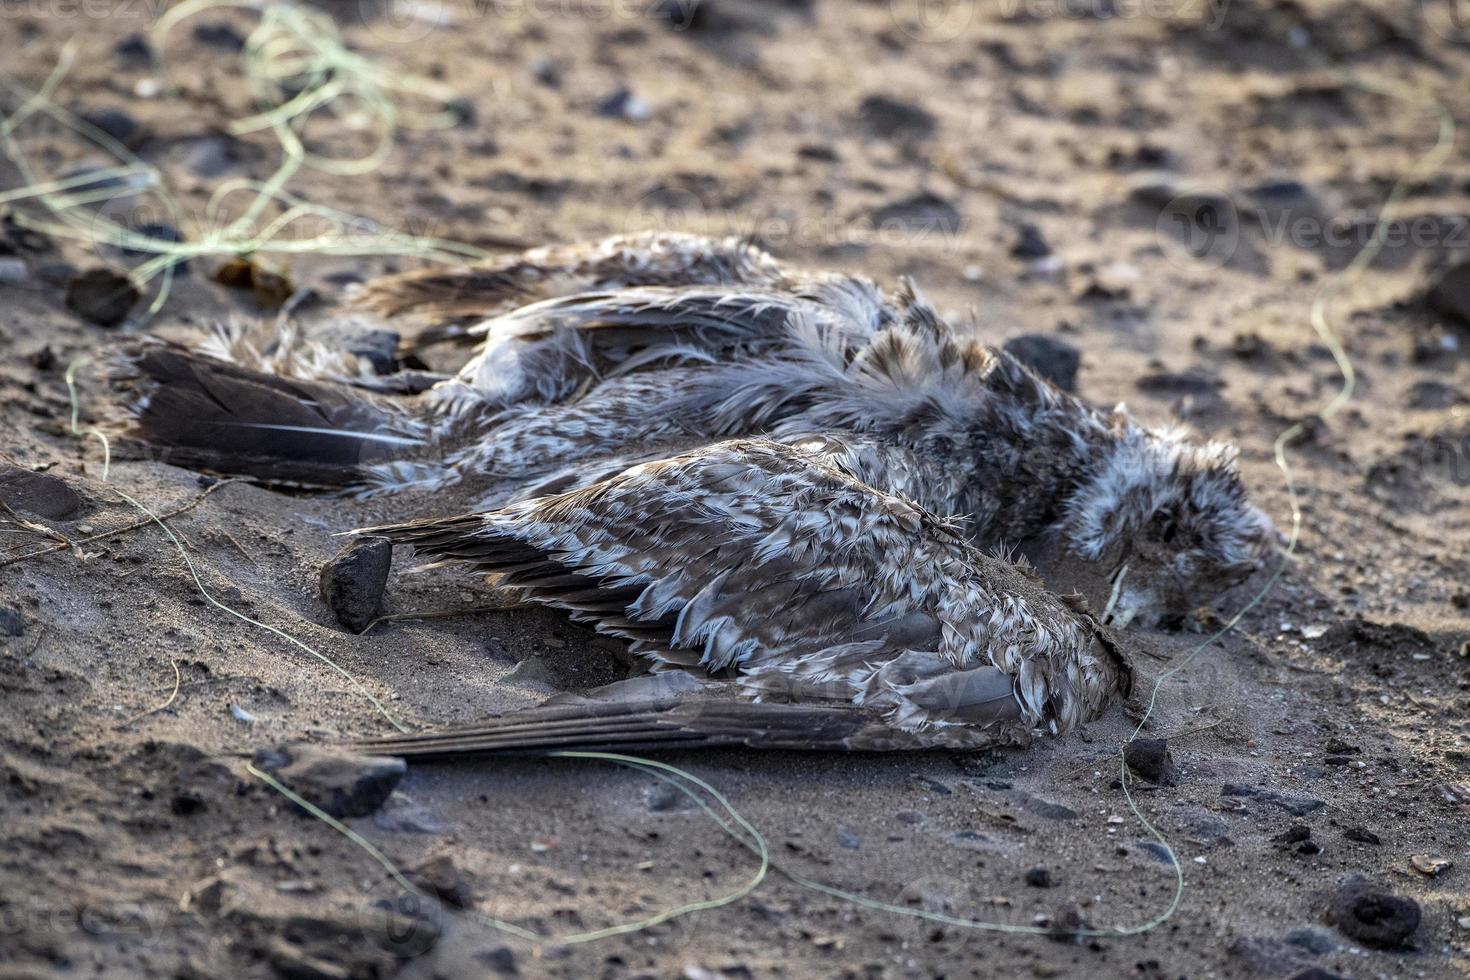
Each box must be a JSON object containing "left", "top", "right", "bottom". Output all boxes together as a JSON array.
[
  {"left": 476, "top": 946, "right": 520, "bottom": 975},
  {"left": 0, "top": 463, "right": 88, "bottom": 519},
  {"left": 1342, "top": 827, "right": 1381, "bottom": 845},
  {"left": 871, "top": 192, "right": 962, "bottom": 235},
  {"left": 1123, "top": 738, "right": 1176, "bottom": 785},
  {"left": 1024, "top": 867, "right": 1054, "bottom": 888},
  {"left": 1011, "top": 222, "right": 1052, "bottom": 259},
  {"left": 1427, "top": 258, "right": 1470, "bottom": 327},
  {"left": 253, "top": 743, "right": 406, "bottom": 819},
  {"left": 857, "top": 94, "right": 936, "bottom": 141},
  {"left": 1003, "top": 335, "right": 1081, "bottom": 392},
  {"left": 114, "top": 34, "right": 152, "bottom": 65},
  {"left": 117, "top": 223, "right": 186, "bottom": 271},
  {"left": 1272, "top": 825, "right": 1312, "bottom": 847},
  {"left": 319, "top": 537, "right": 392, "bottom": 633},
  {"left": 1325, "top": 881, "right": 1420, "bottom": 949},
  {"left": 0, "top": 607, "right": 24, "bottom": 637},
  {"left": 193, "top": 22, "right": 245, "bottom": 50},
  {"left": 65, "top": 268, "right": 139, "bottom": 327},
  {"left": 83, "top": 108, "right": 146, "bottom": 149}
]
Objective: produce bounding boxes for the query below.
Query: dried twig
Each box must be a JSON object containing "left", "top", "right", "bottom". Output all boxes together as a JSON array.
[
  {"left": 0, "top": 479, "right": 242, "bottom": 569},
  {"left": 0, "top": 500, "right": 80, "bottom": 558}
]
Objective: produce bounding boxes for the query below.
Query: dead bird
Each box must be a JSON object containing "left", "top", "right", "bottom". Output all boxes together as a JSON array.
[
  {"left": 352, "top": 438, "right": 1133, "bottom": 755},
  {"left": 104, "top": 231, "right": 1277, "bottom": 626}
]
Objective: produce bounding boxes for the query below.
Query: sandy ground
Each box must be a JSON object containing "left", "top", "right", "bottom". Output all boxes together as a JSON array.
[{"left": 2, "top": 1, "right": 1470, "bottom": 977}]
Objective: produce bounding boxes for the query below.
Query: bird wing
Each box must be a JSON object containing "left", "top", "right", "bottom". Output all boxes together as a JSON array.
[
  {"left": 362, "top": 439, "right": 1128, "bottom": 744},
  {"left": 447, "top": 279, "right": 886, "bottom": 407}
]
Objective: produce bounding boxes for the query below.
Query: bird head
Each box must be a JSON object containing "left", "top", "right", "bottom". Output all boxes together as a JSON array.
[{"left": 1056, "top": 419, "right": 1278, "bottom": 628}]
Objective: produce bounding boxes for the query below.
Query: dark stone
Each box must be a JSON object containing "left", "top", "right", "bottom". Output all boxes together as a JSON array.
[
  {"left": 1136, "top": 369, "right": 1222, "bottom": 396},
  {"left": 253, "top": 743, "right": 405, "bottom": 819},
  {"left": 1325, "top": 881, "right": 1420, "bottom": 949},
  {"left": 894, "top": 809, "right": 926, "bottom": 826},
  {"left": 871, "top": 192, "right": 962, "bottom": 235},
  {"left": 1004, "top": 335, "right": 1081, "bottom": 392},
  {"left": 1045, "top": 904, "right": 1089, "bottom": 944},
  {"left": 319, "top": 537, "right": 392, "bottom": 633},
  {"left": 1342, "top": 827, "right": 1381, "bottom": 845},
  {"left": 857, "top": 94, "right": 936, "bottom": 141},
  {"left": 1011, "top": 222, "right": 1052, "bottom": 259},
  {"left": 114, "top": 34, "right": 152, "bottom": 64},
  {"left": 171, "top": 791, "right": 207, "bottom": 815},
  {"left": 1273, "top": 825, "right": 1312, "bottom": 846},
  {"left": 595, "top": 87, "right": 649, "bottom": 121},
  {"left": 193, "top": 22, "right": 245, "bottom": 50},
  {"left": 82, "top": 108, "right": 146, "bottom": 149},
  {"left": 1221, "top": 783, "right": 1325, "bottom": 817},
  {"left": 1024, "top": 867, "right": 1054, "bottom": 888},
  {"left": 1123, "top": 738, "right": 1177, "bottom": 785},
  {"left": 0, "top": 464, "right": 88, "bottom": 519},
  {"left": 475, "top": 946, "right": 519, "bottom": 975},
  {"left": 65, "top": 267, "right": 139, "bottom": 327},
  {"left": 0, "top": 607, "right": 24, "bottom": 637},
  {"left": 1323, "top": 739, "right": 1360, "bottom": 755},
  {"left": 1428, "top": 259, "right": 1470, "bottom": 327},
  {"left": 407, "top": 854, "right": 474, "bottom": 909}
]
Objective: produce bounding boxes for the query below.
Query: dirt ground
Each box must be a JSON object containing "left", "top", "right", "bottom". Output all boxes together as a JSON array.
[{"left": 2, "top": 1, "right": 1469, "bottom": 977}]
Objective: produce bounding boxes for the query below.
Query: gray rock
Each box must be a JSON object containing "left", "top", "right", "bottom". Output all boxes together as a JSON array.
[
  {"left": 82, "top": 108, "right": 146, "bottom": 149},
  {"left": 1004, "top": 335, "right": 1081, "bottom": 392},
  {"left": 1221, "top": 783, "right": 1324, "bottom": 817},
  {"left": 643, "top": 780, "right": 692, "bottom": 812},
  {"left": 835, "top": 823, "right": 862, "bottom": 850},
  {"left": 254, "top": 744, "right": 405, "bottom": 819},
  {"left": 0, "top": 607, "right": 24, "bottom": 637},
  {"left": 857, "top": 94, "right": 936, "bottom": 141},
  {"left": 319, "top": 537, "right": 392, "bottom": 633},
  {"left": 1174, "top": 806, "right": 1231, "bottom": 843},
  {"left": 1123, "top": 737, "right": 1177, "bottom": 785},
  {"left": 476, "top": 946, "right": 519, "bottom": 975},
  {"left": 0, "top": 464, "right": 88, "bottom": 519}
]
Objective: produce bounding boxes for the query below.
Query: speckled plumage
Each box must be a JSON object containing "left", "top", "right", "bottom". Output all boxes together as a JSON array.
[
  {"left": 102, "top": 230, "right": 1284, "bottom": 751},
  {"left": 358, "top": 438, "right": 1131, "bottom": 753}
]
